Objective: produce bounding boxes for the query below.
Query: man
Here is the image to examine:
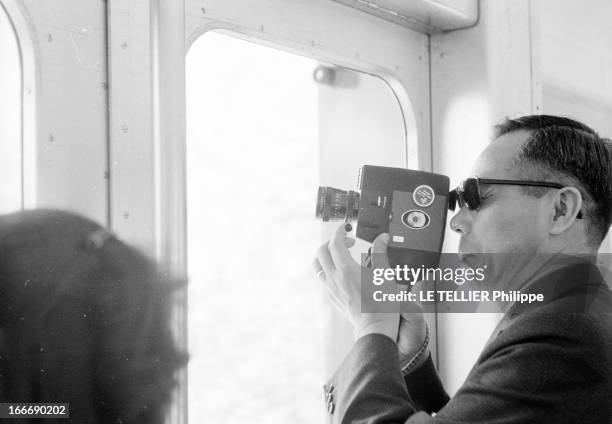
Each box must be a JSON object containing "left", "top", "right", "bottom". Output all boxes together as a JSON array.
[{"left": 314, "top": 115, "right": 612, "bottom": 423}]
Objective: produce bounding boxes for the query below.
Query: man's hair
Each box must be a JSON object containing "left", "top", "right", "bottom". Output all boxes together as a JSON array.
[{"left": 494, "top": 115, "right": 612, "bottom": 246}]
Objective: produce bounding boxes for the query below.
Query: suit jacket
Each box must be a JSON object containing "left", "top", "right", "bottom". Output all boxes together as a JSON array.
[{"left": 324, "top": 262, "right": 612, "bottom": 423}]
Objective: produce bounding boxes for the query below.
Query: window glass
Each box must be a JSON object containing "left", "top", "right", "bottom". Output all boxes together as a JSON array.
[
  {"left": 187, "top": 31, "right": 323, "bottom": 423},
  {"left": 186, "top": 30, "right": 408, "bottom": 422}
]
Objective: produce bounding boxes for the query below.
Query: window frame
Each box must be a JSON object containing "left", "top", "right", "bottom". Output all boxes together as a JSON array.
[
  {"left": 1, "top": 0, "right": 109, "bottom": 223},
  {"left": 108, "top": 1, "right": 435, "bottom": 422}
]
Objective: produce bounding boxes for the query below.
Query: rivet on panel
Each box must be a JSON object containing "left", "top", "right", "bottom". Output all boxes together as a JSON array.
[
  {"left": 121, "top": 41, "right": 128, "bottom": 49},
  {"left": 201, "top": 7, "right": 206, "bottom": 14},
  {"left": 123, "top": 211, "right": 130, "bottom": 219},
  {"left": 121, "top": 125, "right": 128, "bottom": 133},
  {"left": 48, "top": 134, "right": 54, "bottom": 143}
]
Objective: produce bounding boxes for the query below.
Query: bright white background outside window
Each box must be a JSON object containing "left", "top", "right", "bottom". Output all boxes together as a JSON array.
[
  {"left": 186, "top": 32, "right": 325, "bottom": 423},
  {"left": 185, "top": 30, "right": 409, "bottom": 423}
]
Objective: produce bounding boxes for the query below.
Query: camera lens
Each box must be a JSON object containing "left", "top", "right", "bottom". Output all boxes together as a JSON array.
[{"left": 315, "top": 186, "right": 360, "bottom": 222}]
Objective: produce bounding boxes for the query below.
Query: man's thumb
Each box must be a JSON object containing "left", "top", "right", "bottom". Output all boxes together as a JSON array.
[{"left": 371, "top": 233, "right": 391, "bottom": 269}]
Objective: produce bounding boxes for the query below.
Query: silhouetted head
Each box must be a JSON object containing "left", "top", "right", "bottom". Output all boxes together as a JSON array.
[{"left": 0, "top": 209, "right": 187, "bottom": 423}]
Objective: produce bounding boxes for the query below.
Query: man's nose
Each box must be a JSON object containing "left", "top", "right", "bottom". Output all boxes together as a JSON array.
[{"left": 450, "top": 208, "right": 470, "bottom": 235}]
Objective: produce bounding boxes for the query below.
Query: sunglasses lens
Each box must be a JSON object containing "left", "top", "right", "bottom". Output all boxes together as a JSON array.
[
  {"left": 450, "top": 179, "right": 481, "bottom": 211},
  {"left": 448, "top": 190, "right": 458, "bottom": 210},
  {"left": 463, "top": 178, "right": 480, "bottom": 210}
]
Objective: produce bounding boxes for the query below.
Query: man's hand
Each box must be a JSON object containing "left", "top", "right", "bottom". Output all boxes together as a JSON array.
[
  {"left": 397, "top": 310, "right": 429, "bottom": 372},
  {"left": 313, "top": 224, "right": 399, "bottom": 342}
]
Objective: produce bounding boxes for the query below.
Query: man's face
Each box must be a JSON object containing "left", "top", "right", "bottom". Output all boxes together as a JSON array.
[{"left": 450, "top": 130, "right": 550, "bottom": 264}]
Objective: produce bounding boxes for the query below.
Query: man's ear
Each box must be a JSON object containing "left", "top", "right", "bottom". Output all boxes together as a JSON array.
[{"left": 549, "top": 187, "right": 583, "bottom": 235}]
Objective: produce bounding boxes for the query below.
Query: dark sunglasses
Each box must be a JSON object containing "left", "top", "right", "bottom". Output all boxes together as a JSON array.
[{"left": 448, "top": 177, "right": 584, "bottom": 219}]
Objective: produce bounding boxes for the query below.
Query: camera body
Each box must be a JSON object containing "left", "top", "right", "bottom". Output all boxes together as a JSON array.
[
  {"left": 317, "top": 165, "right": 450, "bottom": 268},
  {"left": 356, "top": 165, "right": 449, "bottom": 254}
]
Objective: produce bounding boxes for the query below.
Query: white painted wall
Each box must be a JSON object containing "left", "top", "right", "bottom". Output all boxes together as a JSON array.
[
  {"left": 0, "top": 0, "right": 108, "bottom": 224},
  {"left": 430, "top": 0, "right": 536, "bottom": 394},
  {"left": 0, "top": 4, "right": 21, "bottom": 213}
]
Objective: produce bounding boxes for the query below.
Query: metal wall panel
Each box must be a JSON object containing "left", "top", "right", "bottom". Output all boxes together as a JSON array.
[
  {"left": 0, "top": 0, "right": 108, "bottom": 224},
  {"left": 333, "top": 0, "right": 478, "bottom": 33}
]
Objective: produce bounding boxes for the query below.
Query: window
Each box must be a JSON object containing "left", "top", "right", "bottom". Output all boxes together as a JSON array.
[{"left": 186, "top": 30, "right": 409, "bottom": 422}]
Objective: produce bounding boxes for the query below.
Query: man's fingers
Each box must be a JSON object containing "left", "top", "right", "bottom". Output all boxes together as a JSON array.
[
  {"left": 314, "top": 249, "right": 349, "bottom": 316},
  {"left": 328, "top": 224, "right": 356, "bottom": 269},
  {"left": 345, "top": 236, "right": 356, "bottom": 248},
  {"left": 312, "top": 258, "right": 326, "bottom": 281},
  {"left": 317, "top": 242, "right": 333, "bottom": 270},
  {"left": 371, "top": 232, "right": 391, "bottom": 270}
]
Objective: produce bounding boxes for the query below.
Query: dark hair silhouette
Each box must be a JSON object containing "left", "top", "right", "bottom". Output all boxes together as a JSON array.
[
  {"left": 0, "top": 209, "right": 187, "bottom": 423},
  {"left": 495, "top": 115, "right": 612, "bottom": 245}
]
